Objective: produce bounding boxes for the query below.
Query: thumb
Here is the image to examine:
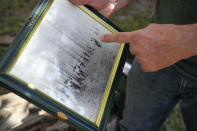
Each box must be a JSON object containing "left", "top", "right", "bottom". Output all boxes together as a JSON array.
[{"left": 99, "top": 3, "right": 116, "bottom": 18}]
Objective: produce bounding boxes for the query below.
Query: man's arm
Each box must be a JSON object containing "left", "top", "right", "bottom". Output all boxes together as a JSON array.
[
  {"left": 71, "top": 0, "right": 132, "bottom": 17},
  {"left": 101, "top": 23, "right": 197, "bottom": 72}
]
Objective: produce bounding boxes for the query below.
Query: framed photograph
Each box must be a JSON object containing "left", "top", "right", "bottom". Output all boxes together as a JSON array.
[{"left": 0, "top": 0, "right": 127, "bottom": 130}]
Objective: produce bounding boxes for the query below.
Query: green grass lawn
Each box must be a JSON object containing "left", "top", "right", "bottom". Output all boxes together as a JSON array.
[{"left": 0, "top": 1, "right": 187, "bottom": 131}]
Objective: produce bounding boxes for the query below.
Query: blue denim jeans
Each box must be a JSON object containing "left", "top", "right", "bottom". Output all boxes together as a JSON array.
[{"left": 119, "top": 60, "right": 197, "bottom": 131}]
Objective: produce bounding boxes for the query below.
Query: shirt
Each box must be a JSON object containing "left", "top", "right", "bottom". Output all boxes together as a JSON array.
[{"left": 152, "top": 0, "right": 197, "bottom": 81}]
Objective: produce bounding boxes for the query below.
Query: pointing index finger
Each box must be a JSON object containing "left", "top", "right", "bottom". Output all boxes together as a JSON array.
[{"left": 100, "top": 32, "right": 133, "bottom": 43}]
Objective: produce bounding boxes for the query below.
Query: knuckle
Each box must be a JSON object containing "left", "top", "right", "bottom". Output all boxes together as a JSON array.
[
  {"left": 131, "top": 49, "right": 138, "bottom": 55},
  {"left": 142, "top": 68, "right": 149, "bottom": 72},
  {"left": 130, "top": 44, "right": 142, "bottom": 55},
  {"left": 142, "top": 66, "right": 153, "bottom": 72},
  {"left": 141, "top": 64, "right": 148, "bottom": 72},
  {"left": 135, "top": 56, "right": 144, "bottom": 64},
  {"left": 141, "top": 62, "right": 157, "bottom": 72},
  {"left": 133, "top": 46, "right": 142, "bottom": 55}
]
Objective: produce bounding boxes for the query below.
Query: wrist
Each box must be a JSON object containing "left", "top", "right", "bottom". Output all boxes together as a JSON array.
[{"left": 176, "top": 24, "right": 197, "bottom": 58}]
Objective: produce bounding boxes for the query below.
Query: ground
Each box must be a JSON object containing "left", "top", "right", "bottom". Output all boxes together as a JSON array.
[{"left": 0, "top": 0, "right": 186, "bottom": 131}]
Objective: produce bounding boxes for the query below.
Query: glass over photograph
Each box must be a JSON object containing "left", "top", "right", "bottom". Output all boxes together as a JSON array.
[{"left": 8, "top": 0, "right": 123, "bottom": 124}]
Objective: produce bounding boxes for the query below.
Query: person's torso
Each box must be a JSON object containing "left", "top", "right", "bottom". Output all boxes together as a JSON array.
[{"left": 152, "top": 0, "right": 197, "bottom": 81}]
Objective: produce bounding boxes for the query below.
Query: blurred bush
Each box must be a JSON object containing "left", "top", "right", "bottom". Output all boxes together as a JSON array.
[{"left": 0, "top": 0, "right": 39, "bottom": 36}]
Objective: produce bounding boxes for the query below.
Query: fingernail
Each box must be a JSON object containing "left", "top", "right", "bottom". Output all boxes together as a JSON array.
[{"left": 100, "top": 35, "right": 104, "bottom": 42}]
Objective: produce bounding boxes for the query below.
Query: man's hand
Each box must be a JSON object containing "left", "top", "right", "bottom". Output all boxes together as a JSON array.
[
  {"left": 101, "top": 24, "right": 197, "bottom": 72},
  {"left": 71, "top": 0, "right": 131, "bottom": 18}
]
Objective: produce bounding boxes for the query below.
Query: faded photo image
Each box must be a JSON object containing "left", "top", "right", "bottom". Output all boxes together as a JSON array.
[{"left": 10, "top": 0, "right": 121, "bottom": 122}]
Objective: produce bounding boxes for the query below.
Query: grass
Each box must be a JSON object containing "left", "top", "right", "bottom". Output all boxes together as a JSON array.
[
  {"left": 0, "top": 0, "right": 39, "bottom": 36},
  {"left": 162, "top": 103, "right": 186, "bottom": 131},
  {"left": 0, "top": 46, "right": 7, "bottom": 57},
  {"left": 110, "top": 1, "right": 153, "bottom": 31}
]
